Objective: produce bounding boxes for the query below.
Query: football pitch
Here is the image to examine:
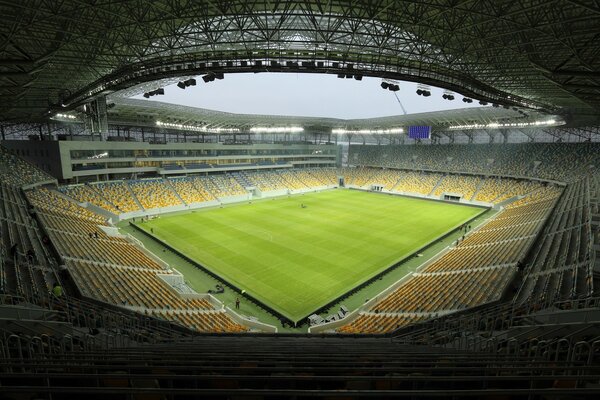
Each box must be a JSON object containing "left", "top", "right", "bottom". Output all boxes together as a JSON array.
[{"left": 136, "top": 190, "right": 484, "bottom": 322}]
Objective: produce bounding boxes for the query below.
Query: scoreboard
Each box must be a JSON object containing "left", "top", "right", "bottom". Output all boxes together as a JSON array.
[{"left": 408, "top": 126, "right": 431, "bottom": 139}]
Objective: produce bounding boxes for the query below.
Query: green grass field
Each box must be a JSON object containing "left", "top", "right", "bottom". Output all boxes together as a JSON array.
[{"left": 136, "top": 190, "right": 483, "bottom": 322}]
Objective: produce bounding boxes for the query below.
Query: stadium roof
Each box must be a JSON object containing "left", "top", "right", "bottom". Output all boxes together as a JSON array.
[
  {"left": 1, "top": 1, "right": 600, "bottom": 124},
  {"left": 103, "top": 98, "right": 557, "bottom": 134}
]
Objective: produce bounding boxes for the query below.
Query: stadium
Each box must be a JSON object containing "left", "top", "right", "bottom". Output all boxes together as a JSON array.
[{"left": 0, "top": 1, "right": 599, "bottom": 398}]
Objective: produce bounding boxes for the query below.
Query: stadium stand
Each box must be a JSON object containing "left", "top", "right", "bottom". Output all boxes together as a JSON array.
[
  {"left": 474, "top": 178, "right": 537, "bottom": 203},
  {"left": 516, "top": 177, "right": 596, "bottom": 307},
  {"left": 1, "top": 331, "right": 598, "bottom": 398},
  {"left": 337, "top": 184, "right": 563, "bottom": 333},
  {"left": 306, "top": 167, "right": 339, "bottom": 186},
  {"left": 242, "top": 170, "right": 289, "bottom": 191},
  {"left": 337, "top": 313, "right": 429, "bottom": 334},
  {"left": 432, "top": 174, "right": 482, "bottom": 200},
  {"left": 12, "top": 177, "right": 251, "bottom": 334},
  {"left": 60, "top": 184, "right": 121, "bottom": 213},
  {"left": 340, "top": 166, "right": 379, "bottom": 187},
  {"left": 128, "top": 178, "right": 183, "bottom": 209},
  {"left": 5, "top": 2, "right": 600, "bottom": 396},
  {"left": 0, "top": 184, "right": 55, "bottom": 300},
  {"left": 0, "top": 150, "right": 248, "bottom": 334},
  {"left": 278, "top": 169, "right": 310, "bottom": 189},
  {"left": 205, "top": 173, "right": 247, "bottom": 197},
  {"left": 93, "top": 181, "right": 141, "bottom": 212},
  {"left": 351, "top": 143, "right": 600, "bottom": 182},
  {"left": 26, "top": 187, "right": 106, "bottom": 223},
  {"left": 167, "top": 176, "right": 215, "bottom": 204},
  {"left": 392, "top": 171, "right": 443, "bottom": 195},
  {"left": 358, "top": 167, "right": 404, "bottom": 190},
  {"left": 1, "top": 146, "right": 600, "bottom": 397},
  {"left": 0, "top": 146, "right": 54, "bottom": 187}
]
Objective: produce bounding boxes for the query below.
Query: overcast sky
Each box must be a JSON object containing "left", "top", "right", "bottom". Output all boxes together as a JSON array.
[{"left": 133, "top": 72, "right": 485, "bottom": 119}]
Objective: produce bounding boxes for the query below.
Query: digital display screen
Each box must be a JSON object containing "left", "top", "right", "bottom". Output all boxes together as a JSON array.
[{"left": 408, "top": 126, "right": 431, "bottom": 139}]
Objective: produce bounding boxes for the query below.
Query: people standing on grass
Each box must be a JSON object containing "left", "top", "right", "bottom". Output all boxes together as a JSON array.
[{"left": 235, "top": 297, "right": 240, "bottom": 309}]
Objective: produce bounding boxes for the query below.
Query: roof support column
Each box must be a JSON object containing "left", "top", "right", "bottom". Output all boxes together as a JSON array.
[{"left": 84, "top": 95, "right": 108, "bottom": 140}]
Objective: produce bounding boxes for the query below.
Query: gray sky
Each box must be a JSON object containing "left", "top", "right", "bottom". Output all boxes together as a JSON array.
[{"left": 134, "top": 72, "right": 485, "bottom": 119}]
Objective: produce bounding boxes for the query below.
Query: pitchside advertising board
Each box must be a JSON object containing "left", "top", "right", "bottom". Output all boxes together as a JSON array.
[{"left": 408, "top": 126, "right": 431, "bottom": 140}]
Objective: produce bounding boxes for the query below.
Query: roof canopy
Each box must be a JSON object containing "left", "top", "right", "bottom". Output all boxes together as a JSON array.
[{"left": 1, "top": 1, "right": 599, "bottom": 123}]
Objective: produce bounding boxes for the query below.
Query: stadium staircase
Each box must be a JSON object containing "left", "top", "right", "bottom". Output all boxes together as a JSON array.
[
  {"left": 470, "top": 178, "right": 486, "bottom": 201},
  {"left": 126, "top": 181, "right": 145, "bottom": 211},
  {"left": 164, "top": 178, "right": 187, "bottom": 206},
  {"left": 388, "top": 173, "right": 406, "bottom": 192},
  {"left": 295, "top": 169, "right": 318, "bottom": 188},
  {"left": 231, "top": 171, "right": 253, "bottom": 189},
  {"left": 491, "top": 186, "right": 511, "bottom": 204},
  {"left": 186, "top": 177, "right": 213, "bottom": 201},
  {"left": 278, "top": 170, "right": 298, "bottom": 188},
  {"left": 427, "top": 174, "right": 446, "bottom": 196},
  {"left": 86, "top": 184, "right": 121, "bottom": 211}
]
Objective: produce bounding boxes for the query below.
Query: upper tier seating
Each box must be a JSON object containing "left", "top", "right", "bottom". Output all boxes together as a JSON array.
[
  {"left": 351, "top": 143, "right": 600, "bottom": 182},
  {"left": 0, "top": 146, "right": 53, "bottom": 187}
]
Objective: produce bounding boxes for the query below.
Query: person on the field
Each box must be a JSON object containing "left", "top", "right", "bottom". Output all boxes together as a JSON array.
[{"left": 235, "top": 297, "right": 240, "bottom": 309}]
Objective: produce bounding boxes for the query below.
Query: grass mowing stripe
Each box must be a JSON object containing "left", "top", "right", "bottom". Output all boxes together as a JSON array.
[{"left": 138, "top": 189, "right": 484, "bottom": 322}]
